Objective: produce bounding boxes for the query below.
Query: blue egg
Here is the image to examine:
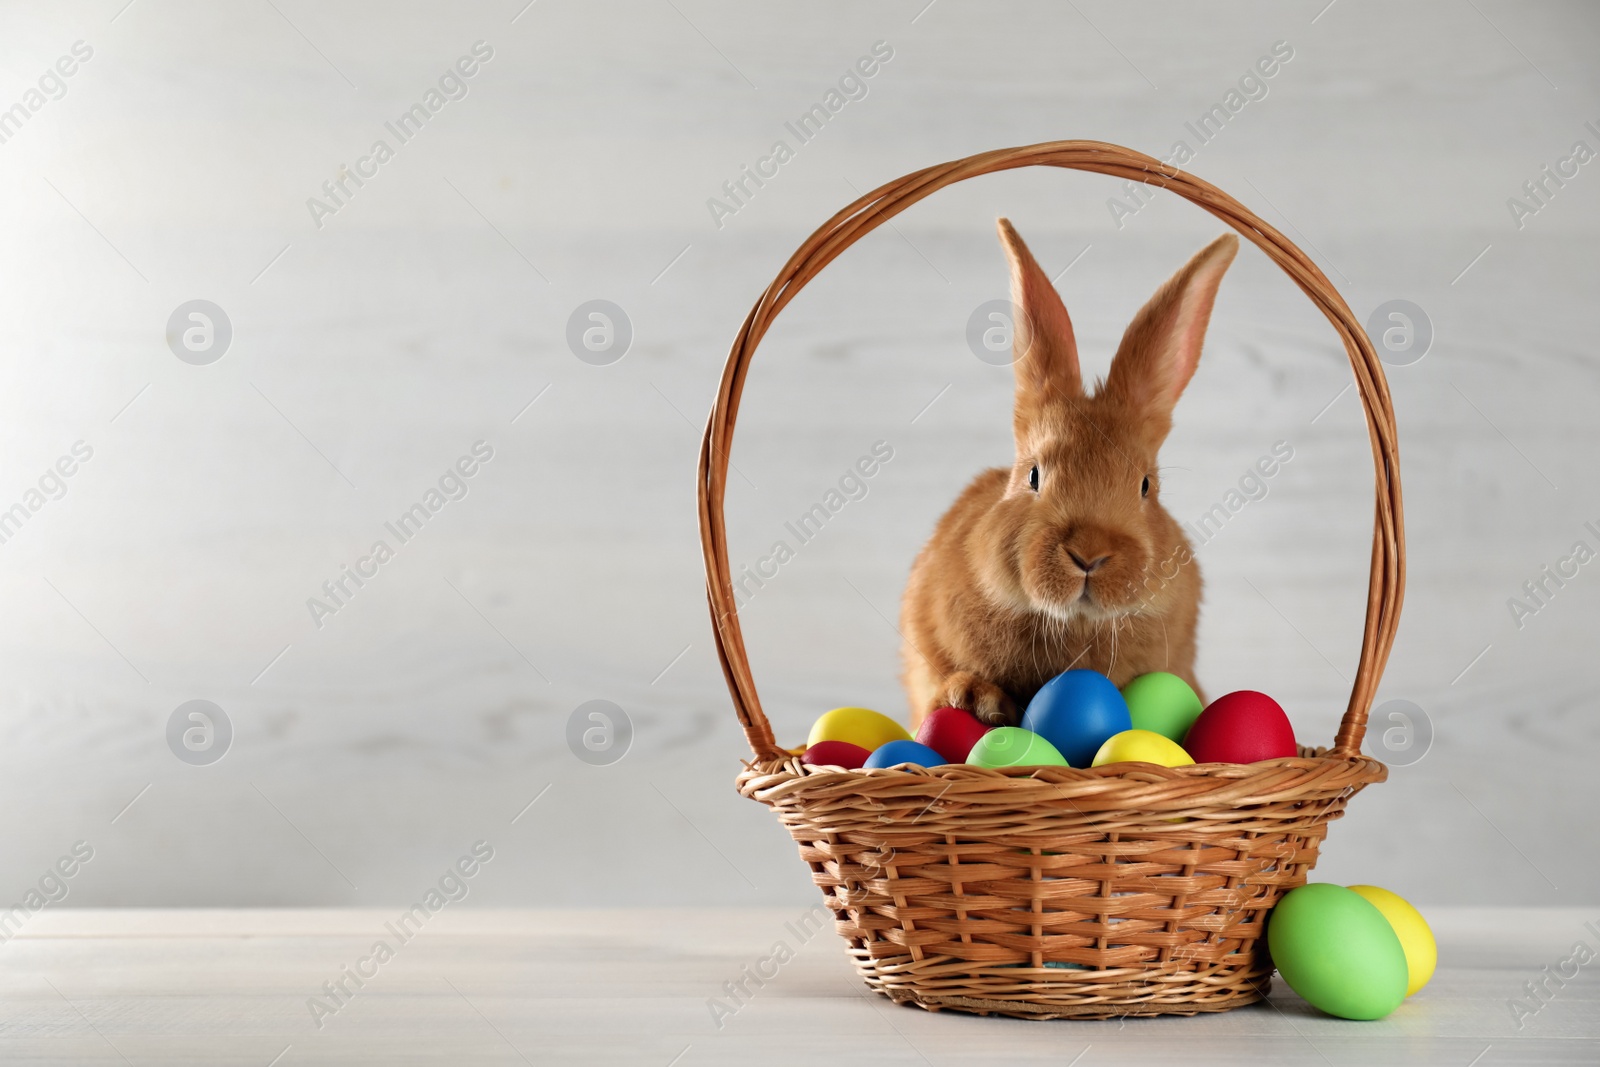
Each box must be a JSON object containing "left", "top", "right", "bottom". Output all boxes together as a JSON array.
[
  {"left": 863, "top": 739, "right": 950, "bottom": 769},
  {"left": 1020, "top": 669, "right": 1132, "bottom": 768}
]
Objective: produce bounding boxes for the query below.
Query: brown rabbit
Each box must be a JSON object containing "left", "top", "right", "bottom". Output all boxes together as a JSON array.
[{"left": 900, "top": 220, "right": 1239, "bottom": 728}]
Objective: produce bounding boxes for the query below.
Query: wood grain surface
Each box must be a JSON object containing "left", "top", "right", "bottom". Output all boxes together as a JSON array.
[{"left": 0, "top": 907, "right": 1596, "bottom": 1065}]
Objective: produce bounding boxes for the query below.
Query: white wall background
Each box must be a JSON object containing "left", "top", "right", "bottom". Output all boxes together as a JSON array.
[{"left": 0, "top": 0, "right": 1595, "bottom": 909}]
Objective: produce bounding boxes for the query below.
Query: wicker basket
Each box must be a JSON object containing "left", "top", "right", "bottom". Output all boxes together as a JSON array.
[{"left": 697, "top": 141, "right": 1402, "bottom": 1020}]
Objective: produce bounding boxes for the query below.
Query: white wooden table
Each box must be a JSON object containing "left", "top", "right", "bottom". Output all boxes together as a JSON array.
[{"left": 1, "top": 908, "right": 1594, "bottom": 1065}]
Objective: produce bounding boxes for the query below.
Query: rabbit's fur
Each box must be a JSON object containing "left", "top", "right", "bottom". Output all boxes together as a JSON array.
[{"left": 900, "top": 219, "right": 1238, "bottom": 728}]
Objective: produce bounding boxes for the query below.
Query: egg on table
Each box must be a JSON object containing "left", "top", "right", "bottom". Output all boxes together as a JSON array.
[
  {"left": 1267, "top": 883, "right": 1409, "bottom": 1020},
  {"left": 1348, "top": 884, "right": 1437, "bottom": 997}
]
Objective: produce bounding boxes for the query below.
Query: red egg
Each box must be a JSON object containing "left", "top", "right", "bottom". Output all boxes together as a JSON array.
[
  {"left": 915, "top": 706, "right": 992, "bottom": 763},
  {"left": 802, "top": 740, "right": 872, "bottom": 769},
  {"left": 1183, "top": 690, "right": 1298, "bottom": 764}
]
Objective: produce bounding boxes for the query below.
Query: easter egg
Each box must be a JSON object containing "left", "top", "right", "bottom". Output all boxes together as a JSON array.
[
  {"left": 915, "top": 706, "right": 992, "bottom": 763},
  {"left": 1182, "top": 690, "right": 1297, "bottom": 764},
  {"left": 1121, "top": 672, "right": 1204, "bottom": 743},
  {"left": 1090, "top": 728, "right": 1196, "bottom": 768},
  {"left": 1020, "top": 670, "right": 1131, "bottom": 768},
  {"left": 807, "top": 707, "right": 911, "bottom": 752},
  {"left": 801, "top": 740, "right": 871, "bottom": 769},
  {"left": 1348, "top": 885, "right": 1436, "bottom": 997},
  {"left": 1267, "top": 883, "right": 1408, "bottom": 1020},
  {"left": 967, "top": 727, "right": 1069, "bottom": 768},
  {"left": 863, "top": 739, "right": 950, "bottom": 770}
]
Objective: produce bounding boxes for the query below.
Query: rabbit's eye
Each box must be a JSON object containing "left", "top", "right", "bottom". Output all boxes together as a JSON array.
[
  {"left": 1029, "top": 465, "right": 1040, "bottom": 493},
  {"left": 1140, "top": 475, "right": 1151, "bottom": 498}
]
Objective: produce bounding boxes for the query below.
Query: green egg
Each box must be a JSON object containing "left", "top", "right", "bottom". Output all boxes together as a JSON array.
[
  {"left": 967, "top": 727, "right": 1069, "bottom": 768},
  {"left": 1120, "top": 672, "right": 1204, "bottom": 744},
  {"left": 1267, "top": 883, "right": 1409, "bottom": 1020}
]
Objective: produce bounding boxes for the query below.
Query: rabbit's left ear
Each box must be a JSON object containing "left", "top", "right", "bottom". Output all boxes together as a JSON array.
[{"left": 1106, "top": 233, "right": 1239, "bottom": 424}]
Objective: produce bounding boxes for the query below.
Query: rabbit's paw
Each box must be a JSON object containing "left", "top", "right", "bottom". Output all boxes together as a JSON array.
[{"left": 937, "top": 672, "right": 1018, "bottom": 727}]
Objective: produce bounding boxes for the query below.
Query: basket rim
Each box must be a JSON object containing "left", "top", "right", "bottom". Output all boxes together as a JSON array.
[
  {"left": 746, "top": 750, "right": 1385, "bottom": 781},
  {"left": 699, "top": 139, "right": 1404, "bottom": 764},
  {"left": 737, "top": 749, "right": 1388, "bottom": 810}
]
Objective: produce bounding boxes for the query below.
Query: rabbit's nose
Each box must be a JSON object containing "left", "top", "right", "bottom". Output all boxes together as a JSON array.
[{"left": 1067, "top": 550, "right": 1111, "bottom": 573}]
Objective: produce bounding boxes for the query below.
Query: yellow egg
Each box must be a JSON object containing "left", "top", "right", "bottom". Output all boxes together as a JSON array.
[
  {"left": 807, "top": 707, "right": 911, "bottom": 752},
  {"left": 1348, "top": 884, "right": 1436, "bottom": 996},
  {"left": 1090, "top": 728, "right": 1196, "bottom": 768}
]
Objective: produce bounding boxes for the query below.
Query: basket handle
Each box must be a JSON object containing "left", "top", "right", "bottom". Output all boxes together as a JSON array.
[{"left": 698, "top": 140, "right": 1404, "bottom": 763}]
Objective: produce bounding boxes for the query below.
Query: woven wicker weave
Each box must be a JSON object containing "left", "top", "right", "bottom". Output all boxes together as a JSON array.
[{"left": 698, "top": 141, "right": 1402, "bottom": 1019}]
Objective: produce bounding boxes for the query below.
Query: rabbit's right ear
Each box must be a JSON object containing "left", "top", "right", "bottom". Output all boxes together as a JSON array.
[{"left": 997, "top": 218, "right": 1081, "bottom": 411}]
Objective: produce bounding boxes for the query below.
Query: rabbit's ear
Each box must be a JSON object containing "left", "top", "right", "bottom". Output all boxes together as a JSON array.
[
  {"left": 997, "top": 218, "right": 1081, "bottom": 405},
  {"left": 1106, "top": 233, "right": 1238, "bottom": 424}
]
